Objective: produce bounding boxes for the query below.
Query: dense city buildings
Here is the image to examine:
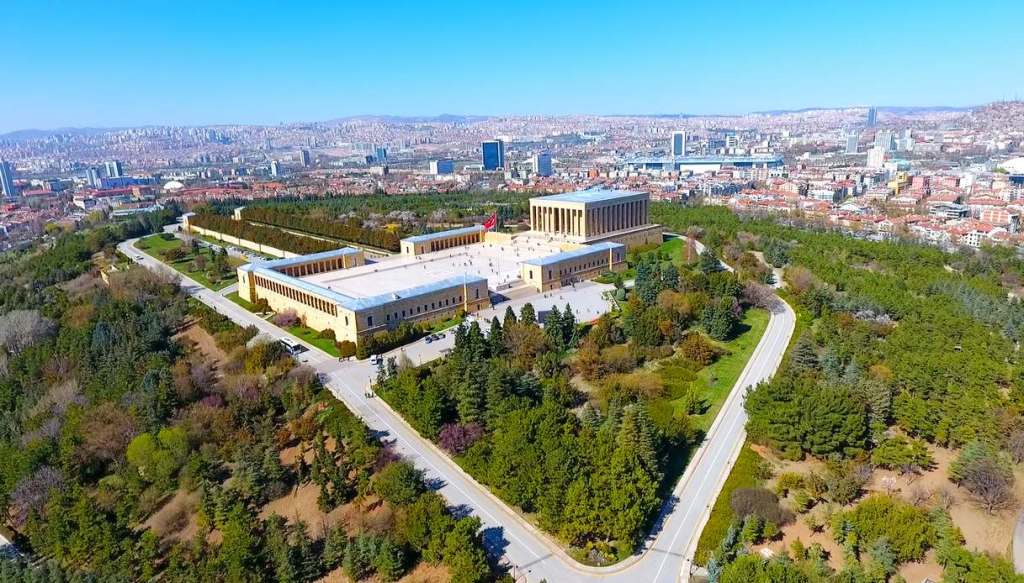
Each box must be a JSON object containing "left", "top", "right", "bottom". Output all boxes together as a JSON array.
[{"left": 2, "top": 102, "right": 1024, "bottom": 254}]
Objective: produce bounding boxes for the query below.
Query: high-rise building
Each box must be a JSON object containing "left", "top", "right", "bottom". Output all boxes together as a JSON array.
[
  {"left": 867, "top": 146, "right": 886, "bottom": 169},
  {"left": 105, "top": 160, "right": 124, "bottom": 178},
  {"left": 874, "top": 130, "right": 895, "bottom": 152},
  {"left": 482, "top": 139, "right": 505, "bottom": 171},
  {"left": 532, "top": 152, "right": 553, "bottom": 177},
  {"left": 374, "top": 146, "right": 388, "bottom": 164},
  {"left": 270, "top": 160, "right": 282, "bottom": 177},
  {"left": 671, "top": 131, "right": 686, "bottom": 157},
  {"left": 866, "top": 107, "right": 878, "bottom": 127},
  {"left": 297, "top": 149, "right": 311, "bottom": 167},
  {"left": 0, "top": 160, "right": 16, "bottom": 199},
  {"left": 897, "top": 129, "right": 914, "bottom": 152},
  {"left": 429, "top": 159, "right": 455, "bottom": 175},
  {"left": 845, "top": 133, "right": 859, "bottom": 155},
  {"left": 86, "top": 167, "right": 102, "bottom": 188}
]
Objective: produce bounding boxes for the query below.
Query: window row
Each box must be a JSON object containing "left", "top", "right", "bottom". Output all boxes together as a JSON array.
[{"left": 253, "top": 274, "right": 337, "bottom": 316}]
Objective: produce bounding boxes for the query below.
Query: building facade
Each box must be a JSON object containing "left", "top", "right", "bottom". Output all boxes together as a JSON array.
[
  {"left": 520, "top": 241, "right": 626, "bottom": 291},
  {"left": 671, "top": 131, "right": 686, "bottom": 156},
  {"left": 482, "top": 139, "right": 505, "bottom": 171},
  {"left": 237, "top": 247, "right": 490, "bottom": 344},
  {"left": 401, "top": 224, "right": 485, "bottom": 255},
  {"left": 528, "top": 189, "right": 662, "bottom": 249},
  {"left": 0, "top": 160, "right": 15, "bottom": 199},
  {"left": 533, "top": 152, "right": 553, "bottom": 177}
]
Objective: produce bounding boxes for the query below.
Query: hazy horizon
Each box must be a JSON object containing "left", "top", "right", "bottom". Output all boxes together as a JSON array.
[{"left": 3, "top": 0, "right": 1021, "bottom": 133}]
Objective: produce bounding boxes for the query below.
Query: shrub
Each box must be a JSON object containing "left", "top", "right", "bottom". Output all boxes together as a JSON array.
[
  {"left": 730, "top": 487, "right": 794, "bottom": 526},
  {"left": 871, "top": 436, "right": 934, "bottom": 473},
  {"left": 372, "top": 461, "right": 425, "bottom": 506},
  {"left": 600, "top": 344, "right": 636, "bottom": 373},
  {"left": 605, "top": 371, "right": 665, "bottom": 401},
  {"left": 824, "top": 461, "right": 871, "bottom": 505},
  {"left": 318, "top": 328, "right": 336, "bottom": 341},
  {"left": 831, "top": 495, "right": 935, "bottom": 563},
  {"left": 337, "top": 340, "right": 357, "bottom": 358},
  {"left": 272, "top": 309, "right": 300, "bottom": 328},
  {"left": 679, "top": 332, "right": 719, "bottom": 367},
  {"left": 438, "top": 422, "right": 485, "bottom": 455},
  {"left": 774, "top": 472, "right": 804, "bottom": 497}
]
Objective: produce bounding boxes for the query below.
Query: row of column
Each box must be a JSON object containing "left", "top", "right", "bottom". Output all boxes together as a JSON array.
[
  {"left": 531, "top": 200, "right": 649, "bottom": 238},
  {"left": 280, "top": 255, "right": 353, "bottom": 277},
  {"left": 533, "top": 205, "right": 588, "bottom": 237},
  {"left": 429, "top": 233, "right": 478, "bottom": 253}
]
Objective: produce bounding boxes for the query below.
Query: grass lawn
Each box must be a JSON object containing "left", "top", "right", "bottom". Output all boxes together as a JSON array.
[
  {"left": 692, "top": 444, "right": 766, "bottom": 565},
  {"left": 427, "top": 314, "right": 464, "bottom": 333},
  {"left": 287, "top": 325, "right": 341, "bottom": 357},
  {"left": 666, "top": 308, "right": 770, "bottom": 433},
  {"left": 136, "top": 234, "right": 242, "bottom": 291},
  {"left": 226, "top": 291, "right": 267, "bottom": 315}
]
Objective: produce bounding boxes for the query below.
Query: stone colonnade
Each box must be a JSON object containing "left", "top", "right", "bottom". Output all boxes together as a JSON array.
[{"left": 530, "top": 199, "right": 649, "bottom": 238}]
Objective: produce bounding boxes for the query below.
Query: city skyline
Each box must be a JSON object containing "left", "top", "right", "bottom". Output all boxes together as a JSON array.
[{"left": 3, "top": 0, "right": 1022, "bottom": 133}]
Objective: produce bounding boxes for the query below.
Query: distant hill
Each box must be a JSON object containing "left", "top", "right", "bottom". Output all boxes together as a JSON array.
[{"left": 0, "top": 126, "right": 132, "bottom": 141}]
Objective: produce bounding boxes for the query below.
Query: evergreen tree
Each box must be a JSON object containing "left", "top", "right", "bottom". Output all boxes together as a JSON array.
[
  {"left": 322, "top": 526, "right": 348, "bottom": 570},
  {"left": 698, "top": 248, "right": 722, "bottom": 274},
  {"left": 520, "top": 303, "right": 537, "bottom": 325},
  {"left": 456, "top": 360, "right": 487, "bottom": 424},
  {"left": 487, "top": 316, "right": 503, "bottom": 355},
  {"left": 502, "top": 305, "right": 517, "bottom": 328},
  {"left": 790, "top": 331, "right": 819, "bottom": 373},
  {"left": 545, "top": 305, "right": 564, "bottom": 348},
  {"left": 661, "top": 263, "right": 680, "bottom": 290},
  {"left": 561, "top": 303, "right": 577, "bottom": 347}
]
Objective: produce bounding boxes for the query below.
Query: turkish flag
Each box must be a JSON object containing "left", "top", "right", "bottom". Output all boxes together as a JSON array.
[{"left": 483, "top": 213, "right": 497, "bottom": 230}]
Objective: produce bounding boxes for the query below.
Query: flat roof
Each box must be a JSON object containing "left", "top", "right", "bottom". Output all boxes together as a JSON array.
[
  {"left": 250, "top": 266, "right": 486, "bottom": 312},
  {"left": 402, "top": 224, "right": 484, "bottom": 244},
  {"left": 521, "top": 241, "right": 624, "bottom": 267},
  {"left": 255, "top": 247, "right": 362, "bottom": 271},
  {"left": 531, "top": 188, "right": 645, "bottom": 205}
]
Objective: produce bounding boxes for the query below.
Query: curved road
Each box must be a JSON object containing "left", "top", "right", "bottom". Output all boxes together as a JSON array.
[{"left": 119, "top": 236, "right": 795, "bottom": 582}]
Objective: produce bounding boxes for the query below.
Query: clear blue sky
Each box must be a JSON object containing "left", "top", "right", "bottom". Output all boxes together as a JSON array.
[{"left": 3, "top": 0, "right": 1022, "bottom": 132}]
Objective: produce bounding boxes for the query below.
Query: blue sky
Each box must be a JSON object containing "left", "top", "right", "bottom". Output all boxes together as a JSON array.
[{"left": 3, "top": 0, "right": 1022, "bottom": 132}]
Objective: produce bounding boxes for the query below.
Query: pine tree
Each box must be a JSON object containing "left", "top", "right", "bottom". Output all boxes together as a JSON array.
[
  {"left": 661, "top": 263, "right": 680, "bottom": 291},
  {"left": 790, "top": 331, "right": 819, "bottom": 372},
  {"left": 698, "top": 248, "right": 722, "bottom": 274},
  {"left": 520, "top": 303, "right": 537, "bottom": 325},
  {"left": 487, "top": 316, "right": 503, "bottom": 355},
  {"left": 485, "top": 365, "right": 510, "bottom": 424},
  {"left": 561, "top": 303, "right": 577, "bottom": 347},
  {"left": 456, "top": 360, "right": 486, "bottom": 424},
  {"left": 322, "top": 526, "right": 348, "bottom": 570},
  {"left": 545, "top": 306, "right": 564, "bottom": 348},
  {"left": 579, "top": 402, "right": 601, "bottom": 428},
  {"left": 503, "top": 305, "right": 517, "bottom": 328}
]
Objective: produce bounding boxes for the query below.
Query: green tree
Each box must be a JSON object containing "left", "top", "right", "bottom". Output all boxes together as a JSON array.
[{"left": 373, "top": 461, "right": 425, "bottom": 506}]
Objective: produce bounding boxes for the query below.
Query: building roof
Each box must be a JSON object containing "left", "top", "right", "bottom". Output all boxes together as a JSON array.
[
  {"left": 402, "top": 224, "right": 484, "bottom": 244},
  {"left": 343, "top": 274, "right": 487, "bottom": 311},
  {"left": 521, "top": 241, "right": 623, "bottom": 267},
  {"left": 532, "top": 188, "right": 645, "bottom": 205},
  {"left": 245, "top": 247, "right": 362, "bottom": 272},
  {"left": 243, "top": 262, "right": 486, "bottom": 313}
]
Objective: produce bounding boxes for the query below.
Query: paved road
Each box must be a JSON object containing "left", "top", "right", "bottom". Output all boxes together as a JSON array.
[{"left": 119, "top": 236, "right": 794, "bottom": 582}]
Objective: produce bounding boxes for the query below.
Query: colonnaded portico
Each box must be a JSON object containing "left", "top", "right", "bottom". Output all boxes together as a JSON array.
[{"left": 529, "top": 189, "right": 662, "bottom": 249}]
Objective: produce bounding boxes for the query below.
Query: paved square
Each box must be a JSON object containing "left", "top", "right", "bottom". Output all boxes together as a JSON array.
[{"left": 302, "top": 237, "right": 564, "bottom": 297}]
